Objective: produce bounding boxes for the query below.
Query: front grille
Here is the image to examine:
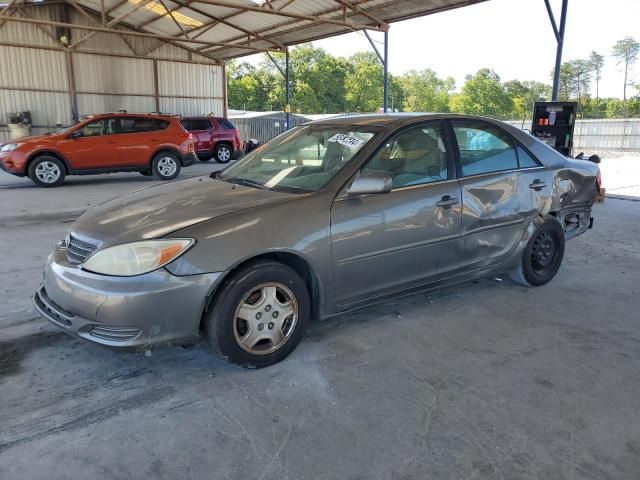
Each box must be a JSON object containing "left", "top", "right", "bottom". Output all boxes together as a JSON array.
[
  {"left": 66, "top": 234, "right": 97, "bottom": 264},
  {"left": 89, "top": 325, "right": 142, "bottom": 342}
]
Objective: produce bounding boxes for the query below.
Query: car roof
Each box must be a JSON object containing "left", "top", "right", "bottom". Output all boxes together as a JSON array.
[
  {"left": 84, "top": 113, "right": 176, "bottom": 121},
  {"left": 305, "top": 113, "right": 514, "bottom": 128}
]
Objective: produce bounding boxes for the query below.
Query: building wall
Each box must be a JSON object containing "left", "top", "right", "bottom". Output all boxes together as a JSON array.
[{"left": 0, "top": 4, "right": 225, "bottom": 143}]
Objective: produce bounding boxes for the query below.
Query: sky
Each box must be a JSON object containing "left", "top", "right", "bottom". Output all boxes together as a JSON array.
[{"left": 242, "top": 0, "right": 640, "bottom": 99}]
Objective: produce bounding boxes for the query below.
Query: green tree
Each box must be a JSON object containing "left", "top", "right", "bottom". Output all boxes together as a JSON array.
[
  {"left": 612, "top": 36, "right": 640, "bottom": 116},
  {"left": 504, "top": 80, "right": 549, "bottom": 119},
  {"left": 571, "top": 59, "right": 592, "bottom": 104},
  {"left": 589, "top": 50, "right": 605, "bottom": 112},
  {"left": 400, "top": 69, "right": 454, "bottom": 112},
  {"left": 451, "top": 68, "right": 513, "bottom": 118},
  {"left": 344, "top": 52, "right": 384, "bottom": 112}
]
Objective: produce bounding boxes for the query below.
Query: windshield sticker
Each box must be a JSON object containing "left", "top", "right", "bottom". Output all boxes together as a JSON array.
[{"left": 328, "top": 134, "right": 364, "bottom": 149}]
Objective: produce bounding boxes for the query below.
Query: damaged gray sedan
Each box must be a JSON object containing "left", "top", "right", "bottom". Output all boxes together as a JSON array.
[{"left": 35, "top": 114, "right": 600, "bottom": 367}]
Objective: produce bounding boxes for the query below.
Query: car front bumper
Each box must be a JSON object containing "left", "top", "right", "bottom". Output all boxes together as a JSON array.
[
  {"left": 34, "top": 244, "right": 221, "bottom": 350},
  {"left": 0, "top": 151, "right": 27, "bottom": 175}
]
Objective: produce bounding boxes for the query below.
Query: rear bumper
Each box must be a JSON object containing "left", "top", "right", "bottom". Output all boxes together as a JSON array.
[
  {"left": 181, "top": 152, "right": 198, "bottom": 167},
  {"left": 35, "top": 244, "right": 222, "bottom": 350}
]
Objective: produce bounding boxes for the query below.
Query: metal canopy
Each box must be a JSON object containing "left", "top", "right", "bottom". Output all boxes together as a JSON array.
[{"left": 1, "top": 0, "right": 488, "bottom": 62}]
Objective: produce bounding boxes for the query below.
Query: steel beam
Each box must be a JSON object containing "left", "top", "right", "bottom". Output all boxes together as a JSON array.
[
  {"left": 546, "top": 0, "right": 568, "bottom": 101},
  {"left": 2, "top": 15, "right": 280, "bottom": 52},
  {"left": 191, "top": 0, "right": 388, "bottom": 32}
]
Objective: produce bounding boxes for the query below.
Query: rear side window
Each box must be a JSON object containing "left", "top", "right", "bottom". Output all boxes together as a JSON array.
[
  {"left": 181, "top": 119, "right": 211, "bottom": 131},
  {"left": 118, "top": 117, "right": 169, "bottom": 133},
  {"left": 218, "top": 118, "right": 236, "bottom": 130},
  {"left": 517, "top": 146, "right": 540, "bottom": 168},
  {"left": 453, "top": 123, "right": 518, "bottom": 176}
]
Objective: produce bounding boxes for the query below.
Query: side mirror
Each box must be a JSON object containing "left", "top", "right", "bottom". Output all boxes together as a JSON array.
[
  {"left": 68, "top": 130, "right": 83, "bottom": 139},
  {"left": 346, "top": 172, "right": 392, "bottom": 196}
]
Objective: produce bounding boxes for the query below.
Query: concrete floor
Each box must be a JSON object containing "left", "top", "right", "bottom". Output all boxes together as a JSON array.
[{"left": 1, "top": 164, "right": 639, "bottom": 479}]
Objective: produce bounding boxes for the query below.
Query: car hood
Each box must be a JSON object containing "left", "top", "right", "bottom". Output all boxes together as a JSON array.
[
  {"left": 70, "top": 177, "right": 295, "bottom": 248},
  {"left": 3, "top": 134, "right": 56, "bottom": 145}
]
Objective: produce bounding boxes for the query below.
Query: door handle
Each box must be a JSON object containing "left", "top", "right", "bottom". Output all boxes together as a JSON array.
[
  {"left": 529, "top": 180, "right": 547, "bottom": 190},
  {"left": 436, "top": 195, "right": 458, "bottom": 208}
]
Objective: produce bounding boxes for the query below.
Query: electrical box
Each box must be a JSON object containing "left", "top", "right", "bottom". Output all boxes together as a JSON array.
[{"left": 531, "top": 101, "right": 577, "bottom": 157}]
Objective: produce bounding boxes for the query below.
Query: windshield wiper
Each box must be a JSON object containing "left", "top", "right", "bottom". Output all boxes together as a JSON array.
[{"left": 225, "top": 177, "right": 270, "bottom": 190}]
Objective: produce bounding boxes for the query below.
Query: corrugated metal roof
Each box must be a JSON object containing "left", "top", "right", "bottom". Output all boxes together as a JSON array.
[{"left": 11, "top": 0, "right": 488, "bottom": 62}]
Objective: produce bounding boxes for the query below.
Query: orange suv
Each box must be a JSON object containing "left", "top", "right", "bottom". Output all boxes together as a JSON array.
[{"left": 0, "top": 113, "right": 197, "bottom": 187}]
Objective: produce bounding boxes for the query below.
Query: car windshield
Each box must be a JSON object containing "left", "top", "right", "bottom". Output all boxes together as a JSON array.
[{"left": 219, "top": 125, "right": 378, "bottom": 192}]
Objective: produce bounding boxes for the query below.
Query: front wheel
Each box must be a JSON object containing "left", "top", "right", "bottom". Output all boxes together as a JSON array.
[
  {"left": 28, "top": 156, "right": 66, "bottom": 187},
  {"left": 151, "top": 152, "right": 181, "bottom": 180},
  {"left": 508, "top": 217, "right": 565, "bottom": 287},
  {"left": 203, "top": 260, "right": 310, "bottom": 368}
]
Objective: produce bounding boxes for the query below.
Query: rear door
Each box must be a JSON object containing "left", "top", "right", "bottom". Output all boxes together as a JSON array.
[
  {"left": 114, "top": 117, "right": 169, "bottom": 166},
  {"left": 182, "top": 118, "right": 212, "bottom": 156},
  {"left": 330, "top": 122, "right": 462, "bottom": 306},
  {"left": 451, "top": 120, "right": 544, "bottom": 270}
]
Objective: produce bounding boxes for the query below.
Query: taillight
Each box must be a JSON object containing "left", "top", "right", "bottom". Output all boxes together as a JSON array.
[
  {"left": 188, "top": 133, "right": 193, "bottom": 140},
  {"left": 596, "top": 170, "right": 602, "bottom": 189}
]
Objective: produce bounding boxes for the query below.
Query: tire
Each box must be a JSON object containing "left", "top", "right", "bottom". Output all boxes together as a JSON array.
[
  {"left": 28, "top": 155, "right": 66, "bottom": 187},
  {"left": 508, "top": 217, "right": 565, "bottom": 287},
  {"left": 151, "top": 152, "right": 181, "bottom": 180},
  {"left": 203, "top": 260, "right": 310, "bottom": 368},
  {"left": 214, "top": 143, "right": 232, "bottom": 163}
]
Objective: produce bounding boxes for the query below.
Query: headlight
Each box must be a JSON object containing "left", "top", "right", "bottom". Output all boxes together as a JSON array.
[
  {"left": 0, "top": 143, "right": 22, "bottom": 152},
  {"left": 83, "top": 239, "right": 194, "bottom": 276}
]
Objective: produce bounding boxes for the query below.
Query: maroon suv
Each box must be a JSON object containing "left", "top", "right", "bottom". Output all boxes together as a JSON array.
[{"left": 180, "top": 116, "right": 242, "bottom": 163}]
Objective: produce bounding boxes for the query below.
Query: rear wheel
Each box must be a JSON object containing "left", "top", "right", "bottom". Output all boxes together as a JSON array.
[
  {"left": 508, "top": 217, "right": 565, "bottom": 287},
  {"left": 151, "top": 152, "right": 181, "bottom": 180},
  {"left": 28, "top": 156, "right": 65, "bottom": 187},
  {"left": 203, "top": 260, "right": 310, "bottom": 368},
  {"left": 214, "top": 143, "right": 232, "bottom": 163}
]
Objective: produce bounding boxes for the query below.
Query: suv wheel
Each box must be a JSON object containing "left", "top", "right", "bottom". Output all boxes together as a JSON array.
[
  {"left": 214, "top": 143, "right": 232, "bottom": 163},
  {"left": 28, "top": 156, "right": 66, "bottom": 187},
  {"left": 152, "top": 152, "right": 181, "bottom": 180}
]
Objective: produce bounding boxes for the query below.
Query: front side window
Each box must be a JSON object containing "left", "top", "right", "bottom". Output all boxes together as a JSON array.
[
  {"left": 79, "top": 118, "right": 116, "bottom": 137},
  {"left": 362, "top": 123, "right": 448, "bottom": 189},
  {"left": 454, "top": 123, "right": 518, "bottom": 176},
  {"left": 219, "top": 126, "right": 378, "bottom": 192}
]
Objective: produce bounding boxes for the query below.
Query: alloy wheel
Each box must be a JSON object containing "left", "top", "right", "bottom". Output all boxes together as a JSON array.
[
  {"left": 217, "top": 146, "right": 231, "bottom": 162},
  {"left": 157, "top": 157, "right": 177, "bottom": 177},
  {"left": 34, "top": 161, "right": 61, "bottom": 184}
]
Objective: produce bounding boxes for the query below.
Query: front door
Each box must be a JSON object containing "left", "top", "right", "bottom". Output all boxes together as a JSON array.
[
  {"left": 331, "top": 122, "right": 462, "bottom": 306},
  {"left": 62, "top": 117, "right": 118, "bottom": 170}
]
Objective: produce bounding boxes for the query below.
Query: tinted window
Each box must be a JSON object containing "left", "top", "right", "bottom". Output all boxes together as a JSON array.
[
  {"left": 219, "top": 118, "right": 235, "bottom": 130},
  {"left": 80, "top": 118, "right": 117, "bottom": 137},
  {"left": 362, "top": 124, "right": 448, "bottom": 188},
  {"left": 118, "top": 117, "right": 168, "bottom": 133},
  {"left": 181, "top": 119, "right": 211, "bottom": 131},
  {"left": 454, "top": 123, "right": 518, "bottom": 176},
  {"left": 517, "top": 146, "right": 540, "bottom": 168}
]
